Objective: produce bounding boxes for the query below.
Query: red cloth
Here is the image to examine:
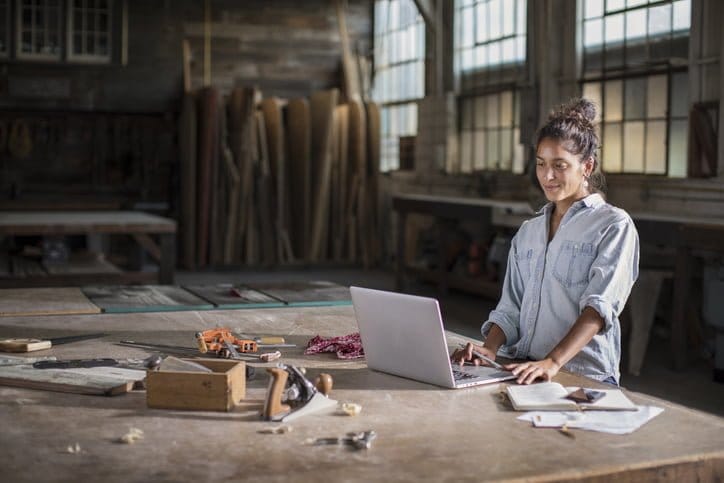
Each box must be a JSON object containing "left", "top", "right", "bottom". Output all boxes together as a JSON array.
[{"left": 304, "top": 332, "right": 364, "bottom": 359}]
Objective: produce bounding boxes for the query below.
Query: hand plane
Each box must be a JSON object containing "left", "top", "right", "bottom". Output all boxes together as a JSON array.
[{"left": 262, "top": 364, "right": 337, "bottom": 422}]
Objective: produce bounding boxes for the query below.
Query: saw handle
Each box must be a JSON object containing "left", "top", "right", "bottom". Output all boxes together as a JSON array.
[
  {"left": 262, "top": 367, "right": 291, "bottom": 421},
  {"left": 0, "top": 338, "right": 52, "bottom": 353}
]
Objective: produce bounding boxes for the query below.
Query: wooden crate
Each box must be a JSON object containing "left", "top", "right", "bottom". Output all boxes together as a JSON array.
[{"left": 146, "top": 359, "right": 245, "bottom": 411}]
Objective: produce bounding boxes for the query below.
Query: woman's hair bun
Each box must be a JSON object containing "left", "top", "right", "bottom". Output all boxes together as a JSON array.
[{"left": 548, "top": 98, "right": 597, "bottom": 128}]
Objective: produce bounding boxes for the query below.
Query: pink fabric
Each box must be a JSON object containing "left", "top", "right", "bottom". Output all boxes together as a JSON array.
[{"left": 304, "top": 332, "right": 365, "bottom": 359}]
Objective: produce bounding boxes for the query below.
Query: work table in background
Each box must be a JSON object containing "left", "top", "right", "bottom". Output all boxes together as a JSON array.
[{"left": 0, "top": 305, "right": 722, "bottom": 482}]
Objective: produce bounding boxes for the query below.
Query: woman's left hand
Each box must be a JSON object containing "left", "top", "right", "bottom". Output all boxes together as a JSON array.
[{"left": 505, "top": 358, "right": 561, "bottom": 384}]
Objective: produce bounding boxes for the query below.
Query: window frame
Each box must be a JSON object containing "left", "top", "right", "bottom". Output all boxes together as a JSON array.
[
  {"left": 15, "top": 0, "right": 63, "bottom": 61},
  {"left": 579, "top": 0, "right": 691, "bottom": 177},
  {"left": 452, "top": 0, "right": 528, "bottom": 175},
  {"left": 372, "top": 0, "right": 426, "bottom": 172},
  {"left": 66, "top": 0, "right": 112, "bottom": 64}
]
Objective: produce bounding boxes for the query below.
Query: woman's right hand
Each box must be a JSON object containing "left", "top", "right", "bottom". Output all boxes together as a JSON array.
[{"left": 450, "top": 342, "right": 498, "bottom": 367}]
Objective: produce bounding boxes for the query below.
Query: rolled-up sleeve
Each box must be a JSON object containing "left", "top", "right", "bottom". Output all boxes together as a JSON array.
[
  {"left": 580, "top": 217, "right": 639, "bottom": 333},
  {"left": 482, "top": 233, "right": 526, "bottom": 346}
]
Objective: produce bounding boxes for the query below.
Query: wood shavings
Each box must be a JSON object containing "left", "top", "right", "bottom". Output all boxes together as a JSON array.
[
  {"left": 340, "top": 402, "right": 362, "bottom": 416},
  {"left": 66, "top": 443, "right": 81, "bottom": 454},
  {"left": 258, "top": 425, "right": 293, "bottom": 435},
  {"left": 119, "top": 427, "right": 145, "bottom": 444}
]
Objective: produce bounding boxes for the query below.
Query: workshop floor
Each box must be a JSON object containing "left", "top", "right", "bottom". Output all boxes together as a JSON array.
[{"left": 178, "top": 267, "right": 724, "bottom": 418}]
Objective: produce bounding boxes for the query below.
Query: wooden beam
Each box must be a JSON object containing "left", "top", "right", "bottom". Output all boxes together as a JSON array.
[{"left": 413, "top": 0, "right": 436, "bottom": 31}]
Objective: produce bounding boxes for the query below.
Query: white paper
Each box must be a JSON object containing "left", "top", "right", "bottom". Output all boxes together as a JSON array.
[{"left": 517, "top": 406, "right": 664, "bottom": 435}]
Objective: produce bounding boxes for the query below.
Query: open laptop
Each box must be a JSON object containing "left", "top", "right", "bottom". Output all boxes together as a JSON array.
[{"left": 350, "top": 286, "right": 516, "bottom": 389}]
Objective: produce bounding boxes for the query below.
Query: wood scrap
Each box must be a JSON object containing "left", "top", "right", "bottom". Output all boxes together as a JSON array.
[
  {"left": 365, "top": 101, "right": 381, "bottom": 265},
  {"left": 179, "top": 91, "right": 197, "bottom": 269},
  {"left": 0, "top": 364, "right": 145, "bottom": 396},
  {"left": 348, "top": 99, "right": 368, "bottom": 265},
  {"left": 255, "top": 110, "right": 276, "bottom": 265},
  {"left": 229, "top": 87, "right": 258, "bottom": 263},
  {"left": 261, "top": 97, "right": 293, "bottom": 263},
  {"left": 334, "top": 105, "right": 349, "bottom": 260},
  {"left": 286, "top": 98, "right": 312, "bottom": 260},
  {"left": 309, "top": 89, "right": 339, "bottom": 261},
  {"left": 196, "top": 87, "right": 220, "bottom": 268}
]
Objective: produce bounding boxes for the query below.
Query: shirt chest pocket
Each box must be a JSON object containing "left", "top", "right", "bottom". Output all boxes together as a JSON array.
[
  {"left": 514, "top": 247, "right": 534, "bottom": 282},
  {"left": 553, "top": 240, "right": 596, "bottom": 288}
]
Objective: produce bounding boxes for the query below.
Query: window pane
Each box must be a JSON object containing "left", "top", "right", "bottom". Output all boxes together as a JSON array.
[
  {"left": 648, "top": 4, "right": 672, "bottom": 38},
  {"left": 474, "top": 130, "right": 486, "bottom": 170},
  {"left": 625, "top": 9, "right": 646, "bottom": 40},
  {"left": 462, "top": 98, "right": 473, "bottom": 130},
  {"left": 500, "top": 128, "right": 512, "bottom": 170},
  {"left": 486, "top": 94, "right": 500, "bottom": 128},
  {"left": 605, "top": 13, "right": 625, "bottom": 44},
  {"left": 604, "top": 80, "right": 623, "bottom": 122},
  {"left": 474, "top": 96, "right": 485, "bottom": 129},
  {"left": 607, "top": 0, "right": 625, "bottom": 12},
  {"left": 500, "top": 90, "right": 513, "bottom": 126},
  {"left": 584, "top": 18, "right": 603, "bottom": 47},
  {"left": 673, "top": 0, "right": 691, "bottom": 31},
  {"left": 623, "top": 121, "right": 645, "bottom": 172},
  {"left": 486, "top": 129, "right": 499, "bottom": 169},
  {"left": 489, "top": 0, "right": 501, "bottom": 39},
  {"left": 603, "top": 122, "right": 623, "bottom": 172},
  {"left": 668, "top": 119, "right": 687, "bottom": 177},
  {"left": 475, "top": 2, "right": 487, "bottom": 43},
  {"left": 460, "top": 130, "right": 473, "bottom": 173},
  {"left": 646, "top": 120, "right": 667, "bottom": 174},
  {"left": 647, "top": 75, "right": 667, "bottom": 118},
  {"left": 624, "top": 77, "right": 646, "bottom": 119},
  {"left": 585, "top": 0, "right": 604, "bottom": 19},
  {"left": 670, "top": 72, "right": 688, "bottom": 117}
]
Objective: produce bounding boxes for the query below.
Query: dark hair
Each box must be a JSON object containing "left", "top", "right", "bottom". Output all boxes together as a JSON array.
[{"left": 535, "top": 98, "right": 606, "bottom": 195}]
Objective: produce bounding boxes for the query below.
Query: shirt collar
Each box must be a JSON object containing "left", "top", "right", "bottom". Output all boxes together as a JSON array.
[{"left": 535, "top": 193, "right": 604, "bottom": 215}]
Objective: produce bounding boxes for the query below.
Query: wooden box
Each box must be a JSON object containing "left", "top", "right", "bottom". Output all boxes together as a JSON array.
[{"left": 146, "top": 359, "right": 245, "bottom": 411}]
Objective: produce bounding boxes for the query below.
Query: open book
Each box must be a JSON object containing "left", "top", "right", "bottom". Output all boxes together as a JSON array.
[{"left": 506, "top": 382, "right": 637, "bottom": 411}]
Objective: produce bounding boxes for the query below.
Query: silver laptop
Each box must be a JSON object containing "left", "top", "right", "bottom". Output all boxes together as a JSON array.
[{"left": 350, "top": 286, "right": 516, "bottom": 389}]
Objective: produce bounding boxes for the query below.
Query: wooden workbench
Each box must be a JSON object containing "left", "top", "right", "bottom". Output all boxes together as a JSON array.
[
  {"left": 0, "top": 306, "right": 722, "bottom": 482},
  {"left": 0, "top": 211, "right": 177, "bottom": 286}
]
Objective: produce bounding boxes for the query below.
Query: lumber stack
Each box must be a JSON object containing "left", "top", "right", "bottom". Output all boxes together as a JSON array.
[{"left": 178, "top": 87, "right": 380, "bottom": 268}]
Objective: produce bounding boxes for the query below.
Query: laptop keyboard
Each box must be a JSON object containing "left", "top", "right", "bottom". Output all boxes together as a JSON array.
[{"left": 452, "top": 369, "right": 477, "bottom": 381}]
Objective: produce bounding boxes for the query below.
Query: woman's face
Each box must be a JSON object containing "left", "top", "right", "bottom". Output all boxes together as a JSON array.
[{"left": 535, "top": 137, "right": 593, "bottom": 205}]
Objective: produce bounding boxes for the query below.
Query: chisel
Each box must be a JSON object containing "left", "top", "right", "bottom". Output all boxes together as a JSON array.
[{"left": 0, "top": 333, "right": 107, "bottom": 353}]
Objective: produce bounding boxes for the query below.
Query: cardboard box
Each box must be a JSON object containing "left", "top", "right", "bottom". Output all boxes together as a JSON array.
[{"left": 146, "top": 358, "right": 245, "bottom": 411}]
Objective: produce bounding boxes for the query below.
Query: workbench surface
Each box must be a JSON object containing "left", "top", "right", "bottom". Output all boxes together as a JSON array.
[{"left": 1, "top": 306, "right": 722, "bottom": 482}]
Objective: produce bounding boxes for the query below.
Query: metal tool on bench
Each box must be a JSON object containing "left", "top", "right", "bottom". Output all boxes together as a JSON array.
[
  {"left": 195, "top": 327, "right": 291, "bottom": 361},
  {"left": 117, "top": 340, "right": 256, "bottom": 378},
  {"left": 262, "top": 364, "right": 337, "bottom": 422},
  {"left": 32, "top": 355, "right": 163, "bottom": 370},
  {"left": 0, "top": 333, "right": 106, "bottom": 353},
  {"left": 314, "top": 430, "right": 378, "bottom": 450}
]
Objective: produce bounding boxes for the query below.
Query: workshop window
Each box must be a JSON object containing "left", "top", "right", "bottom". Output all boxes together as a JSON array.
[
  {"left": 452, "top": 0, "right": 527, "bottom": 174},
  {"left": 454, "top": 0, "right": 527, "bottom": 72},
  {"left": 372, "top": 0, "right": 425, "bottom": 172},
  {"left": 67, "top": 0, "right": 112, "bottom": 63},
  {"left": 458, "top": 90, "right": 525, "bottom": 173},
  {"left": 580, "top": 0, "right": 691, "bottom": 177},
  {"left": 15, "top": 0, "right": 62, "bottom": 60}
]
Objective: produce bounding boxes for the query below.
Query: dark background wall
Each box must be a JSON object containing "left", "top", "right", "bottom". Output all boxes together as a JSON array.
[{"left": 0, "top": 0, "right": 371, "bottom": 206}]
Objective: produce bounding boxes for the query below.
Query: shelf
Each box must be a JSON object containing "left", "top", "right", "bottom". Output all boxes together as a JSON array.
[{"left": 404, "top": 266, "right": 501, "bottom": 299}]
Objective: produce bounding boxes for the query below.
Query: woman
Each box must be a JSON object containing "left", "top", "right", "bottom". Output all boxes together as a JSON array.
[{"left": 452, "top": 98, "right": 639, "bottom": 385}]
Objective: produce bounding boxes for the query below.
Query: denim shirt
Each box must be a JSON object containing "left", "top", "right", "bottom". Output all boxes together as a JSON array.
[{"left": 481, "top": 193, "right": 639, "bottom": 382}]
